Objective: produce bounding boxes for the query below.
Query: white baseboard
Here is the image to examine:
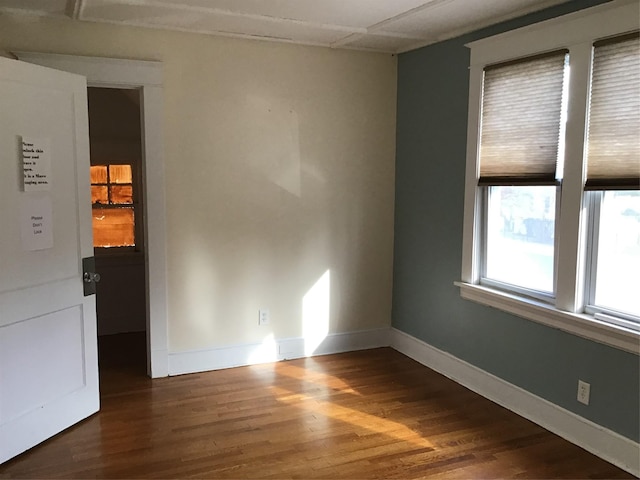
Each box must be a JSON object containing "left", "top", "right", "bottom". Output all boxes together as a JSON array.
[
  {"left": 166, "top": 325, "right": 638, "bottom": 475},
  {"left": 167, "top": 327, "right": 390, "bottom": 376},
  {"left": 390, "top": 327, "right": 640, "bottom": 477},
  {"left": 149, "top": 347, "right": 169, "bottom": 378}
]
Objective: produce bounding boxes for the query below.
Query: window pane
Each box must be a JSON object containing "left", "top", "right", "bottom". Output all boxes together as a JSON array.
[
  {"left": 593, "top": 191, "right": 640, "bottom": 316},
  {"left": 111, "top": 185, "right": 133, "bottom": 204},
  {"left": 91, "top": 185, "right": 108, "bottom": 204},
  {"left": 485, "top": 186, "right": 555, "bottom": 293},
  {"left": 109, "top": 164, "right": 132, "bottom": 184},
  {"left": 92, "top": 208, "right": 135, "bottom": 247},
  {"left": 90, "top": 165, "right": 107, "bottom": 184}
]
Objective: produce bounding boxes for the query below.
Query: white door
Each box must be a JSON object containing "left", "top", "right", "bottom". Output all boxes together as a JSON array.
[{"left": 0, "top": 57, "right": 99, "bottom": 464}]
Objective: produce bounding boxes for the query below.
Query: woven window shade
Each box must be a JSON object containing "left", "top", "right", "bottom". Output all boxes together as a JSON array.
[
  {"left": 585, "top": 33, "right": 640, "bottom": 190},
  {"left": 479, "top": 51, "right": 568, "bottom": 186}
]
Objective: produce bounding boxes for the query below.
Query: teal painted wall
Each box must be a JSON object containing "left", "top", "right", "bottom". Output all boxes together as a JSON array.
[{"left": 392, "top": 0, "right": 640, "bottom": 442}]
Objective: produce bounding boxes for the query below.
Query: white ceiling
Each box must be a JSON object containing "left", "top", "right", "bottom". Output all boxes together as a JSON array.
[{"left": 0, "top": 0, "right": 571, "bottom": 53}]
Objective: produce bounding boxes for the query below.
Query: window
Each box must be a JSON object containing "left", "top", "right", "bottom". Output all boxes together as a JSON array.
[
  {"left": 90, "top": 164, "right": 136, "bottom": 248},
  {"left": 459, "top": 0, "right": 640, "bottom": 352},
  {"left": 479, "top": 51, "right": 568, "bottom": 298},
  {"left": 585, "top": 34, "right": 640, "bottom": 323}
]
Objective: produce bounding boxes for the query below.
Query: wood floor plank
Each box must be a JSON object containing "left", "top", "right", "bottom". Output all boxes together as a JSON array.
[{"left": 0, "top": 334, "right": 634, "bottom": 479}]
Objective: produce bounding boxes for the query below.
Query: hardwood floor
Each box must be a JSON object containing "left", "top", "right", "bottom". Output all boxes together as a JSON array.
[{"left": 0, "top": 336, "right": 633, "bottom": 479}]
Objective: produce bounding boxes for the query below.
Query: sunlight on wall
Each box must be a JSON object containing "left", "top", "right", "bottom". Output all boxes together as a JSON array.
[
  {"left": 303, "top": 270, "right": 331, "bottom": 356},
  {"left": 247, "top": 333, "right": 278, "bottom": 365}
]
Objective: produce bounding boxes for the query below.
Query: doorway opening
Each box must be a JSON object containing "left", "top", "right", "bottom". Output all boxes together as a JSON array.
[
  {"left": 87, "top": 87, "right": 148, "bottom": 389},
  {"left": 14, "top": 51, "right": 169, "bottom": 378}
]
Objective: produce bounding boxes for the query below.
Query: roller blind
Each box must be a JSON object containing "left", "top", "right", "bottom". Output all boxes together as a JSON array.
[
  {"left": 585, "top": 33, "right": 640, "bottom": 190},
  {"left": 478, "top": 51, "right": 568, "bottom": 186}
]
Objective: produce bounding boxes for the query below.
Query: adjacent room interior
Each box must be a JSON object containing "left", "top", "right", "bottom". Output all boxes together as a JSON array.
[{"left": 88, "top": 86, "right": 148, "bottom": 380}]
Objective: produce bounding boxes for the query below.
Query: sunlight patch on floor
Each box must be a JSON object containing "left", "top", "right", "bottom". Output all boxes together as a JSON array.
[
  {"left": 275, "top": 362, "right": 361, "bottom": 396},
  {"left": 270, "top": 385, "right": 434, "bottom": 449}
]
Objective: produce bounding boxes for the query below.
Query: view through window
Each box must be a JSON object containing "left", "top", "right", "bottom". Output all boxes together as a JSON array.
[
  {"left": 91, "top": 164, "right": 135, "bottom": 247},
  {"left": 485, "top": 186, "right": 556, "bottom": 293}
]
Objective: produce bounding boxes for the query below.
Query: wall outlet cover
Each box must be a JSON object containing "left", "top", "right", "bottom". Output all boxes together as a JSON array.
[{"left": 577, "top": 380, "right": 591, "bottom": 405}]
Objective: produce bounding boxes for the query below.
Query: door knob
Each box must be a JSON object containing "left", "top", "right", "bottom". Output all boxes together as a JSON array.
[
  {"left": 83, "top": 272, "right": 101, "bottom": 283},
  {"left": 82, "top": 256, "right": 99, "bottom": 296}
]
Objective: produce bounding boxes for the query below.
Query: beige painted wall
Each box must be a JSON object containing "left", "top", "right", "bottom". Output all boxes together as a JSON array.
[{"left": 0, "top": 15, "right": 397, "bottom": 353}]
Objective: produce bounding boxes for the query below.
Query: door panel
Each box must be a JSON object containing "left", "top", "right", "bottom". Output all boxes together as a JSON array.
[
  {"left": 0, "top": 308, "right": 85, "bottom": 423},
  {"left": 0, "top": 83, "right": 81, "bottom": 292},
  {"left": 0, "top": 57, "right": 98, "bottom": 464}
]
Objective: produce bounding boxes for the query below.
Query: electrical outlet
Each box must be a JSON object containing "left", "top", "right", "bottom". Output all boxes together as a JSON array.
[
  {"left": 577, "top": 380, "right": 590, "bottom": 405},
  {"left": 258, "top": 309, "right": 270, "bottom": 326}
]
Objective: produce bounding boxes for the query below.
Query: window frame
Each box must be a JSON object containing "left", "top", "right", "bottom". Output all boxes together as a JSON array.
[
  {"left": 90, "top": 162, "right": 141, "bottom": 252},
  {"left": 458, "top": 0, "right": 640, "bottom": 354}
]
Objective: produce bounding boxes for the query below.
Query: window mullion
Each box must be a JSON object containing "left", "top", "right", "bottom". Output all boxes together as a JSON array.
[{"left": 555, "top": 42, "right": 593, "bottom": 313}]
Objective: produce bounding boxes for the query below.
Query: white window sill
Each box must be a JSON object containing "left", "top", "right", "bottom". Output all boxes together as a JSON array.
[{"left": 455, "top": 282, "right": 640, "bottom": 355}]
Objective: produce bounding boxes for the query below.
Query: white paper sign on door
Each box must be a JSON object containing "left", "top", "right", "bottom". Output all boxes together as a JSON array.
[
  {"left": 20, "top": 195, "right": 53, "bottom": 251},
  {"left": 22, "top": 136, "right": 52, "bottom": 191}
]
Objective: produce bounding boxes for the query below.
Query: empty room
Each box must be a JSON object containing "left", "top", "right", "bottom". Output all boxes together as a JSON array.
[{"left": 0, "top": 0, "right": 638, "bottom": 478}]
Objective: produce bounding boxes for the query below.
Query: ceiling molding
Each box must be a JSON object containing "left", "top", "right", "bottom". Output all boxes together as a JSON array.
[
  {"left": 0, "top": 7, "right": 69, "bottom": 20},
  {"left": 65, "top": 0, "right": 84, "bottom": 19},
  {"left": 397, "top": 0, "right": 583, "bottom": 53},
  {"left": 0, "top": 0, "right": 574, "bottom": 54},
  {"left": 88, "top": 0, "right": 369, "bottom": 34},
  {"left": 77, "top": 16, "right": 358, "bottom": 51},
  {"left": 366, "top": 0, "right": 455, "bottom": 35}
]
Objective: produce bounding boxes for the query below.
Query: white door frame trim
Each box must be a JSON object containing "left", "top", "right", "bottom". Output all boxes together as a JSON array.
[{"left": 14, "top": 52, "right": 170, "bottom": 378}]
